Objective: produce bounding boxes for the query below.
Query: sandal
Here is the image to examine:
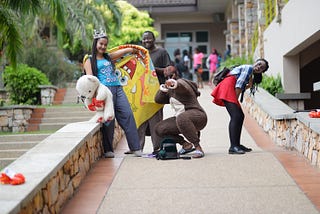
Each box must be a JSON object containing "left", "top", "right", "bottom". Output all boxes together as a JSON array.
[
  {"left": 124, "top": 150, "right": 133, "bottom": 154},
  {"left": 179, "top": 147, "right": 195, "bottom": 155},
  {"left": 192, "top": 150, "right": 205, "bottom": 158}
]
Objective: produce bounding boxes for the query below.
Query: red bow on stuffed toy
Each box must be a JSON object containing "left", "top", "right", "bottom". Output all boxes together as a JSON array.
[
  {"left": 0, "top": 168, "right": 25, "bottom": 185},
  {"left": 87, "top": 98, "right": 105, "bottom": 111}
]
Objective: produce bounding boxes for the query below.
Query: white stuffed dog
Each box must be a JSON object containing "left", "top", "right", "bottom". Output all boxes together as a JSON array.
[{"left": 76, "top": 75, "right": 114, "bottom": 123}]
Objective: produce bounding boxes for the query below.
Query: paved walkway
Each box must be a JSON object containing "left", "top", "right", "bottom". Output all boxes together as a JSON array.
[{"left": 62, "top": 84, "right": 320, "bottom": 214}]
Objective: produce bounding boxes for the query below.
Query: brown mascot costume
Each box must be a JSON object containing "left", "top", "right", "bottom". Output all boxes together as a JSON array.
[{"left": 154, "top": 66, "right": 207, "bottom": 158}]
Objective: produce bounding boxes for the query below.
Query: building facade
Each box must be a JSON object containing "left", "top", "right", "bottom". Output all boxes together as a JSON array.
[
  {"left": 126, "top": 0, "right": 230, "bottom": 73},
  {"left": 126, "top": 0, "right": 320, "bottom": 109}
]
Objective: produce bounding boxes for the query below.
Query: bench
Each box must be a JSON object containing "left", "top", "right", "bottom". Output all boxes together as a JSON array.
[
  {"left": 275, "top": 92, "right": 311, "bottom": 111},
  {"left": 243, "top": 87, "right": 320, "bottom": 166}
]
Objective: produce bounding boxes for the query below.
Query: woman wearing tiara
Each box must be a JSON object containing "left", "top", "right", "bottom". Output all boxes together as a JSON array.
[{"left": 83, "top": 29, "right": 142, "bottom": 158}]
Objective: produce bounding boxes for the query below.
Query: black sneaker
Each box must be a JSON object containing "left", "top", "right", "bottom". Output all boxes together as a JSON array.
[
  {"left": 239, "top": 144, "right": 252, "bottom": 152},
  {"left": 228, "top": 146, "right": 245, "bottom": 154}
]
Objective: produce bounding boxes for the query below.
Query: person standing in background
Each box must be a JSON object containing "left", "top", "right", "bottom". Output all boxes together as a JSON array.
[
  {"left": 207, "top": 48, "right": 219, "bottom": 85},
  {"left": 174, "top": 48, "right": 181, "bottom": 64},
  {"left": 224, "top": 44, "right": 231, "bottom": 61},
  {"left": 193, "top": 47, "right": 204, "bottom": 88},
  {"left": 173, "top": 48, "right": 184, "bottom": 78},
  {"left": 216, "top": 51, "right": 222, "bottom": 70},
  {"left": 182, "top": 49, "right": 192, "bottom": 80},
  {"left": 129, "top": 31, "right": 172, "bottom": 154}
]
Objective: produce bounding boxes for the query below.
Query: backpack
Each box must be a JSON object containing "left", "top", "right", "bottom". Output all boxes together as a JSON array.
[
  {"left": 156, "top": 138, "right": 179, "bottom": 160},
  {"left": 212, "top": 67, "right": 230, "bottom": 86}
]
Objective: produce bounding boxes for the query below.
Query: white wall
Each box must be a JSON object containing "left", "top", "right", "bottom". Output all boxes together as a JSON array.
[{"left": 263, "top": 0, "right": 320, "bottom": 92}]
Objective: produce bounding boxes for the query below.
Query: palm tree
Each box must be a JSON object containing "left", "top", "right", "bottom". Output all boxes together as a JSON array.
[
  {"left": 60, "top": 0, "right": 122, "bottom": 55},
  {"left": 1, "top": 0, "right": 122, "bottom": 68},
  {"left": 0, "top": 0, "right": 41, "bottom": 67}
]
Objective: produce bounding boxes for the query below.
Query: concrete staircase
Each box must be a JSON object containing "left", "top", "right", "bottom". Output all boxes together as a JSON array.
[
  {"left": 0, "top": 85, "right": 95, "bottom": 169},
  {"left": 0, "top": 134, "right": 50, "bottom": 169}
]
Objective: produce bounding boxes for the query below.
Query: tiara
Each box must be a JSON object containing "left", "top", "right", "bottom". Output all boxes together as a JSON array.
[{"left": 93, "top": 28, "right": 107, "bottom": 39}]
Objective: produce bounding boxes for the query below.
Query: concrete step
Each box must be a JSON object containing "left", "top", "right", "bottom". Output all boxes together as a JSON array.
[
  {"left": 0, "top": 134, "right": 48, "bottom": 168},
  {"left": 0, "top": 142, "right": 38, "bottom": 150},
  {"left": 0, "top": 158, "right": 15, "bottom": 169},
  {"left": 44, "top": 106, "right": 86, "bottom": 112},
  {"left": 0, "top": 134, "right": 50, "bottom": 142},
  {"left": 62, "top": 97, "right": 79, "bottom": 105},
  {"left": 0, "top": 150, "right": 27, "bottom": 158},
  {"left": 38, "top": 123, "right": 72, "bottom": 131},
  {"left": 62, "top": 87, "right": 80, "bottom": 104},
  {"left": 40, "top": 117, "right": 93, "bottom": 123},
  {"left": 42, "top": 107, "right": 94, "bottom": 120},
  {"left": 43, "top": 110, "right": 94, "bottom": 118},
  {"left": 66, "top": 82, "right": 76, "bottom": 88}
]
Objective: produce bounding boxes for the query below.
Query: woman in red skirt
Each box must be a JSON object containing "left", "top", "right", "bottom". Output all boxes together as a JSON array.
[{"left": 211, "top": 59, "right": 269, "bottom": 154}]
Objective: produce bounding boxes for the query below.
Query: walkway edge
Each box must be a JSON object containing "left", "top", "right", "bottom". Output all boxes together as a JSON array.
[{"left": 244, "top": 108, "right": 320, "bottom": 211}]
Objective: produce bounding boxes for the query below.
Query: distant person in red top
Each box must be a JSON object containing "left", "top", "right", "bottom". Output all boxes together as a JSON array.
[{"left": 193, "top": 47, "right": 204, "bottom": 88}]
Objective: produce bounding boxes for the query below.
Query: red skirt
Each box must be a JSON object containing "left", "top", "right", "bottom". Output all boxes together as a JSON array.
[{"left": 211, "top": 75, "right": 240, "bottom": 107}]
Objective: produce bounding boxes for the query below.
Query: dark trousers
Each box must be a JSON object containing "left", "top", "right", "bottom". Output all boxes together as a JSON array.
[
  {"left": 102, "top": 86, "right": 140, "bottom": 153},
  {"left": 223, "top": 100, "right": 244, "bottom": 147}
]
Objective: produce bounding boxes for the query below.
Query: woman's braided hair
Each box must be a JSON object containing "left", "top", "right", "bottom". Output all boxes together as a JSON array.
[{"left": 251, "top": 58, "right": 269, "bottom": 95}]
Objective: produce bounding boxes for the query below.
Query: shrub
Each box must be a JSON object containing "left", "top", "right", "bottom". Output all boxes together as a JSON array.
[
  {"left": 260, "top": 73, "right": 284, "bottom": 96},
  {"left": 0, "top": 98, "right": 4, "bottom": 106},
  {"left": 3, "top": 64, "right": 51, "bottom": 105},
  {"left": 219, "top": 56, "right": 253, "bottom": 70}
]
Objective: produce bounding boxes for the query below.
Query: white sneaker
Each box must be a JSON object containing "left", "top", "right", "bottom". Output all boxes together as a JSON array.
[
  {"left": 133, "top": 150, "right": 142, "bottom": 157},
  {"left": 104, "top": 151, "right": 115, "bottom": 158}
]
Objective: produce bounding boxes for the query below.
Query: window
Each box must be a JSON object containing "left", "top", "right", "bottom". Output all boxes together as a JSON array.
[
  {"left": 180, "top": 32, "right": 192, "bottom": 42},
  {"left": 165, "top": 33, "right": 179, "bottom": 42},
  {"left": 196, "top": 31, "right": 208, "bottom": 42},
  {"left": 197, "top": 45, "right": 208, "bottom": 55},
  {"left": 165, "top": 31, "right": 209, "bottom": 61}
]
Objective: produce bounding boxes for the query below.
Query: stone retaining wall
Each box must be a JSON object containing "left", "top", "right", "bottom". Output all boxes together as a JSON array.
[
  {"left": 20, "top": 131, "right": 102, "bottom": 213},
  {"left": 243, "top": 88, "right": 320, "bottom": 168},
  {"left": 0, "top": 122, "right": 103, "bottom": 214},
  {"left": 0, "top": 106, "right": 34, "bottom": 132},
  {"left": 39, "top": 85, "right": 58, "bottom": 106}
]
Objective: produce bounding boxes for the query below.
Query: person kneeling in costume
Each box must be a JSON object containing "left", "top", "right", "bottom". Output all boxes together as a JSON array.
[{"left": 154, "top": 66, "right": 207, "bottom": 158}]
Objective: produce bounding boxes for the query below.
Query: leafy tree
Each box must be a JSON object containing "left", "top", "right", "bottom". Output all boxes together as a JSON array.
[
  {"left": 22, "top": 43, "right": 78, "bottom": 87},
  {"left": 62, "top": 0, "right": 157, "bottom": 60},
  {"left": 59, "top": 0, "right": 122, "bottom": 59},
  {"left": 102, "top": 0, "right": 157, "bottom": 48}
]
